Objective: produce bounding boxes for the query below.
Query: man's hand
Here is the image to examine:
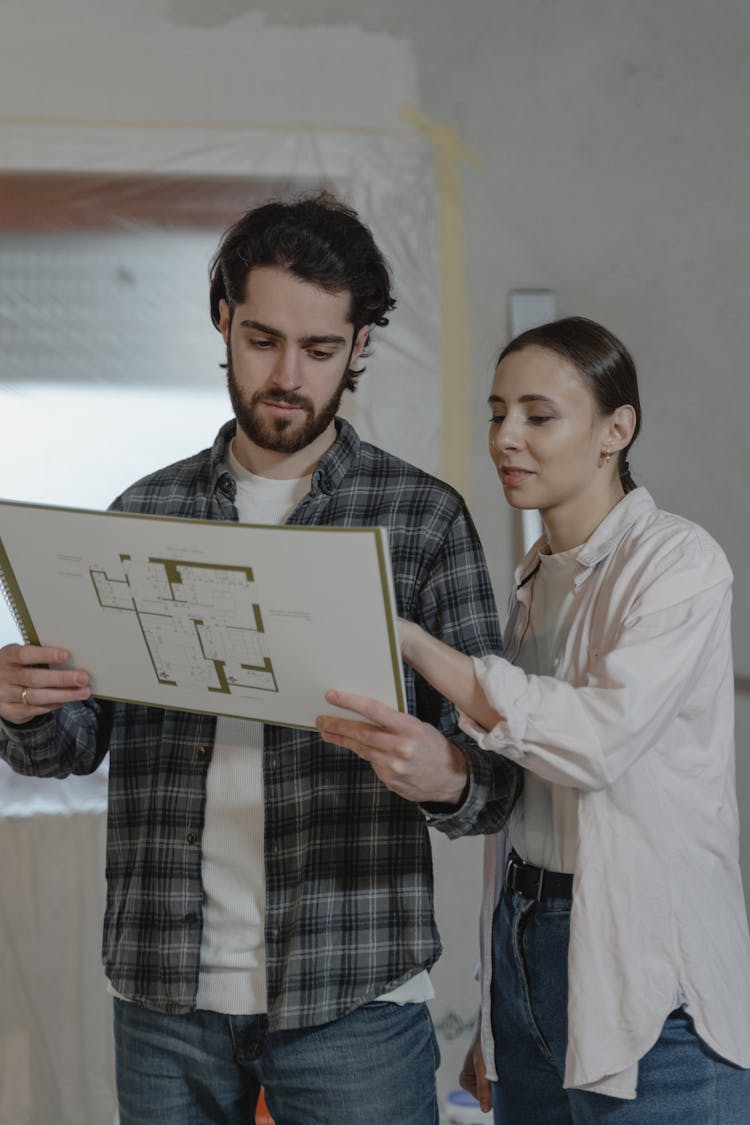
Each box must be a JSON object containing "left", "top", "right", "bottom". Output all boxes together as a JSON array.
[
  {"left": 459, "top": 1022, "right": 492, "bottom": 1114},
  {"left": 316, "top": 689, "right": 469, "bottom": 805},
  {"left": 0, "top": 644, "right": 90, "bottom": 725}
]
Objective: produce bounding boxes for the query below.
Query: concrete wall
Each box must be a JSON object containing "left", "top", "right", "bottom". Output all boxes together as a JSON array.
[{"left": 1, "top": 0, "right": 748, "bottom": 1115}]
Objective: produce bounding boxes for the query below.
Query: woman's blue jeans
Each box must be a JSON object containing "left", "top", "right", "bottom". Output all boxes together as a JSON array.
[
  {"left": 113, "top": 997, "right": 440, "bottom": 1124},
  {"left": 491, "top": 884, "right": 750, "bottom": 1124}
]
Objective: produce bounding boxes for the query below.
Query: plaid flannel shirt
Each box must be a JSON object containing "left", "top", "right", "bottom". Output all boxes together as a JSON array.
[{"left": 0, "top": 418, "right": 520, "bottom": 1031}]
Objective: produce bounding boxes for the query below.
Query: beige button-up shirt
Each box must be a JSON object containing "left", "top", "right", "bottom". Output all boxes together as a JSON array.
[{"left": 461, "top": 488, "right": 750, "bottom": 1099}]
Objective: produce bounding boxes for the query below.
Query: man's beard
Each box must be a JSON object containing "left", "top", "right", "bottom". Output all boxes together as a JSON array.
[{"left": 226, "top": 348, "right": 348, "bottom": 455}]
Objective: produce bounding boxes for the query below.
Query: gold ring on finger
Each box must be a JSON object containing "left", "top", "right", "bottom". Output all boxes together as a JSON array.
[{"left": 20, "top": 688, "right": 29, "bottom": 705}]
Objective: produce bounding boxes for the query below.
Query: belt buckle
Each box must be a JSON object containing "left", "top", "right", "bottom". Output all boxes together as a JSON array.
[
  {"left": 532, "top": 866, "right": 545, "bottom": 901},
  {"left": 504, "top": 851, "right": 515, "bottom": 891},
  {"left": 507, "top": 852, "right": 545, "bottom": 901}
]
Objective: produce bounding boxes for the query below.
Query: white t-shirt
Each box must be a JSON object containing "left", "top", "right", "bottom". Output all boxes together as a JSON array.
[
  {"left": 195, "top": 444, "right": 311, "bottom": 1014},
  {"left": 196, "top": 441, "right": 433, "bottom": 1013}
]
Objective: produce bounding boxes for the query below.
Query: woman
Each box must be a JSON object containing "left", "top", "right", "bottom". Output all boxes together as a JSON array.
[{"left": 317, "top": 317, "right": 750, "bottom": 1122}]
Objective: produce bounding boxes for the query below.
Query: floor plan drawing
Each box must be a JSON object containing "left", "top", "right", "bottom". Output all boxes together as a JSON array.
[
  {"left": 90, "top": 554, "right": 278, "bottom": 695},
  {"left": 1, "top": 500, "right": 404, "bottom": 727}
]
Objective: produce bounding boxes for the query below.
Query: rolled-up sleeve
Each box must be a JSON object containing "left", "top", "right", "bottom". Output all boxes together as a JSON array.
[{"left": 459, "top": 534, "right": 732, "bottom": 791}]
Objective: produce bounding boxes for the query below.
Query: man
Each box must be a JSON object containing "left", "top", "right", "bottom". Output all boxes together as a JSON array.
[{"left": 0, "top": 193, "right": 519, "bottom": 1125}]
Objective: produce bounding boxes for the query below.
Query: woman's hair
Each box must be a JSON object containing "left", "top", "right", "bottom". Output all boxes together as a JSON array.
[{"left": 497, "top": 316, "right": 641, "bottom": 492}]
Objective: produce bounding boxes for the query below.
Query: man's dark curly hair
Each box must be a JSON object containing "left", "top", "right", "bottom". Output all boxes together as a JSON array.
[{"left": 209, "top": 191, "right": 396, "bottom": 391}]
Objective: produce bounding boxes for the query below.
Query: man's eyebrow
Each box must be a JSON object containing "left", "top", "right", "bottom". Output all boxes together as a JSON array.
[
  {"left": 238, "top": 318, "right": 284, "bottom": 338},
  {"left": 487, "top": 393, "right": 557, "bottom": 404},
  {"left": 238, "top": 319, "right": 347, "bottom": 347},
  {"left": 299, "top": 334, "right": 348, "bottom": 347}
]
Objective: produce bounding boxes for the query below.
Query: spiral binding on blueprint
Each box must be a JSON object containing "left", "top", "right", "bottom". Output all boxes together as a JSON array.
[{"left": 0, "top": 534, "right": 31, "bottom": 643}]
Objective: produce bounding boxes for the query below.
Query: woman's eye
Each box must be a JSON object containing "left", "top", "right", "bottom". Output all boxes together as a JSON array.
[
  {"left": 489, "top": 415, "right": 505, "bottom": 425},
  {"left": 529, "top": 415, "right": 553, "bottom": 425}
]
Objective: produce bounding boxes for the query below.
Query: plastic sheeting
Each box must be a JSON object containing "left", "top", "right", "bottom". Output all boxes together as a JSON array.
[
  {"left": 0, "top": 124, "right": 442, "bottom": 805},
  {"left": 0, "top": 122, "right": 444, "bottom": 1125},
  {"left": 0, "top": 813, "right": 114, "bottom": 1124},
  {"left": 0, "top": 125, "right": 442, "bottom": 469}
]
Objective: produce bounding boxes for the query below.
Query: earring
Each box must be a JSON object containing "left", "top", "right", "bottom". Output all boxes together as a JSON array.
[{"left": 602, "top": 449, "right": 612, "bottom": 465}]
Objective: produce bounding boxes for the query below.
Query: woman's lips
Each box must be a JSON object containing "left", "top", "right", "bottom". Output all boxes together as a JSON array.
[{"left": 500, "top": 467, "right": 534, "bottom": 486}]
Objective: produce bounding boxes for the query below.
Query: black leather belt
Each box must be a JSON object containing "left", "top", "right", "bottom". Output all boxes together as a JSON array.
[{"left": 505, "top": 851, "right": 574, "bottom": 901}]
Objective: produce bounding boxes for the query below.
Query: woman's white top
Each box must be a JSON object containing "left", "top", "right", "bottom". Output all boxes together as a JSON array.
[
  {"left": 509, "top": 544, "right": 580, "bottom": 872},
  {"left": 461, "top": 487, "right": 750, "bottom": 1098}
]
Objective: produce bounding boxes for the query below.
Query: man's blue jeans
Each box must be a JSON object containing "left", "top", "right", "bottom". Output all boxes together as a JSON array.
[
  {"left": 491, "top": 884, "right": 750, "bottom": 1124},
  {"left": 113, "top": 997, "right": 440, "bottom": 1124}
]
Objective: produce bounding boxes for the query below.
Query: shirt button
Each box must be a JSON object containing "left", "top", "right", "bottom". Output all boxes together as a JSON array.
[
  {"left": 270, "top": 927, "right": 280, "bottom": 940},
  {"left": 268, "top": 756, "right": 278, "bottom": 770},
  {"left": 196, "top": 745, "right": 207, "bottom": 757},
  {"left": 184, "top": 913, "right": 198, "bottom": 925},
  {"left": 186, "top": 832, "right": 198, "bottom": 846}
]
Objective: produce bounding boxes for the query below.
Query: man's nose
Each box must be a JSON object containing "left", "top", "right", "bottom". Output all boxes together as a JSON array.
[{"left": 271, "top": 348, "right": 302, "bottom": 390}]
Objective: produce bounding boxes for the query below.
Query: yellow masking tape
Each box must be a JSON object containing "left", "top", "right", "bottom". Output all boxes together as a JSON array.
[{"left": 401, "top": 105, "right": 482, "bottom": 496}]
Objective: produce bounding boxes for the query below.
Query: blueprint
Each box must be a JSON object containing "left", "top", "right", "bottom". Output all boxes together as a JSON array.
[
  {"left": 91, "top": 556, "right": 278, "bottom": 696},
  {"left": 0, "top": 500, "right": 404, "bottom": 729}
]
